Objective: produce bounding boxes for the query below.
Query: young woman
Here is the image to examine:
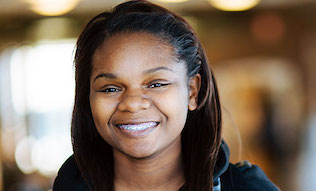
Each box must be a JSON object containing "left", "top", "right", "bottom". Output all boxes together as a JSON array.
[{"left": 53, "top": 1, "right": 280, "bottom": 190}]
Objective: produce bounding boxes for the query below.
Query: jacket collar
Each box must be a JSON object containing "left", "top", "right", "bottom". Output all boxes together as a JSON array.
[{"left": 213, "top": 141, "right": 230, "bottom": 181}]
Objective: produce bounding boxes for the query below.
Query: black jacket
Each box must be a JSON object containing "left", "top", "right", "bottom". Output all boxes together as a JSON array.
[{"left": 53, "top": 142, "right": 280, "bottom": 191}]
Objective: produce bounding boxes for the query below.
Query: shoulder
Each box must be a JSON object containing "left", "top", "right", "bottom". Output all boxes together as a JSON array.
[
  {"left": 53, "top": 155, "right": 90, "bottom": 191},
  {"left": 220, "top": 161, "right": 280, "bottom": 191}
]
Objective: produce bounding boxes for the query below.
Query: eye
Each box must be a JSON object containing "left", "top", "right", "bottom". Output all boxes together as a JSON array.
[
  {"left": 147, "top": 82, "right": 170, "bottom": 88},
  {"left": 99, "top": 86, "right": 121, "bottom": 93}
]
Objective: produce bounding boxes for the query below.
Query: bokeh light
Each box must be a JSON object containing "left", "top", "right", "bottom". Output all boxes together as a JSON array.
[
  {"left": 15, "top": 137, "right": 37, "bottom": 174},
  {"left": 32, "top": 136, "right": 72, "bottom": 177},
  {"left": 25, "top": 0, "right": 79, "bottom": 16},
  {"left": 208, "top": 0, "right": 260, "bottom": 11},
  {"left": 250, "top": 12, "right": 286, "bottom": 44}
]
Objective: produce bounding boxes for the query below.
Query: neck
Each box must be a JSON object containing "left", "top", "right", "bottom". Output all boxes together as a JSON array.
[{"left": 114, "top": 137, "right": 184, "bottom": 191}]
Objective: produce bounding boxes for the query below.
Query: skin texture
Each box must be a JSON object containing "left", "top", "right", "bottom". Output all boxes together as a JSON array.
[{"left": 90, "top": 32, "right": 200, "bottom": 191}]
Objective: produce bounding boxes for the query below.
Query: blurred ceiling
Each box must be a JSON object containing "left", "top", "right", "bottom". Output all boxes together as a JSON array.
[{"left": 1, "top": 0, "right": 315, "bottom": 16}]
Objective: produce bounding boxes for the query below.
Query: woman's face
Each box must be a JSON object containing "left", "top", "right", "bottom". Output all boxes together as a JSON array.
[{"left": 90, "top": 32, "right": 199, "bottom": 159}]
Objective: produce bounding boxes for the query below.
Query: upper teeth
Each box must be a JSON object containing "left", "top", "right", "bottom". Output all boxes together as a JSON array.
[{"left": 117, "top": 122, "right": 157, "bottom": 131}]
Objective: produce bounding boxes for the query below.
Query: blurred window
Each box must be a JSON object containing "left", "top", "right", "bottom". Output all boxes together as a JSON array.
[{"left": 0, "top": 40, "right": 75, "bottom": 177}]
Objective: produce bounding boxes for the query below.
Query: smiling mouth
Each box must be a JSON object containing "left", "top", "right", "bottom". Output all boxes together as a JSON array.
[{"left": 116, "top": 122, "right": 159, "bottom": 132}]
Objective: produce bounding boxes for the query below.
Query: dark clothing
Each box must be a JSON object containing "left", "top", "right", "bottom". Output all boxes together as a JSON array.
[{"left": 53, "top": 142, "right": 280, "bottom": 191}]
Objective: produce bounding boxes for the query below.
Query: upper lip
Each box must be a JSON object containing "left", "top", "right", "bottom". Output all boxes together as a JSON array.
[{"left": 110, "top": 112, "right": 161, "bottom": 125}]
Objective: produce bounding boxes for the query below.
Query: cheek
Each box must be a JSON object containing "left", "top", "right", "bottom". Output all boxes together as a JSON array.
[
  {"left": 153, "top": 85, "right": 189, "bottom": 127},
  {"left": 90, "top": 94, "right": 117, "bottom": 140}
]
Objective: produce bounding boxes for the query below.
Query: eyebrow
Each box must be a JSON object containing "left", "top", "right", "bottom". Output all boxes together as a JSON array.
[
  {"left": 93, "top": 73, "right": 117, "bottom": 82},
  {"left": 93, "top": 66, "right": 173, "bottom": 82}
]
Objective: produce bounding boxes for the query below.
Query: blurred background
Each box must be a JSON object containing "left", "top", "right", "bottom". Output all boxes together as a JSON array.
[{"left": 0, "top": 0, "right": 315, "bottom": 190}]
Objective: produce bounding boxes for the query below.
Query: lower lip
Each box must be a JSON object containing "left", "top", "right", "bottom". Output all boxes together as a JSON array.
[{"left": 115, "top": 122, "right": 159, "bottom": 138}]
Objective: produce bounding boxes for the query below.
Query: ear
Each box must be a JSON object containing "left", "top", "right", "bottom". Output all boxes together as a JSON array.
[{"left": 188, "top": 74, "right": 201, "bottom": 111}]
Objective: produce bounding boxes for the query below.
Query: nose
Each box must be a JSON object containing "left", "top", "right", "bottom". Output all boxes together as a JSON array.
[{"left": 117, "top": 91, "right": 151, "bottom": 113}]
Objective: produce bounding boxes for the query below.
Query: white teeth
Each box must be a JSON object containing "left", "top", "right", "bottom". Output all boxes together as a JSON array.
[{"left": 117, "top": 122, "right": 157, "bottom": 131}]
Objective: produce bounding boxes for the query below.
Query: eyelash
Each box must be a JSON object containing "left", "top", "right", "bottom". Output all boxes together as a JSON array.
[
  {"left": 100, "top": 87, "right": 120, "bottom": 93},
  {"left": 147, "top": 82, "right": 170, "bottom": 88},
  {"left": 99, "top": 82, "right": 170, "bottom": 93}
]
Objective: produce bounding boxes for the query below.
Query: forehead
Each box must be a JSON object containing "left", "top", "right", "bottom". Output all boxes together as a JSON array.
[
  {"left": 91, "top": 32, "right": 184, "bottom": 75},
  {"left": 96, "top": 32, "right": 173, "bottom": 56}
]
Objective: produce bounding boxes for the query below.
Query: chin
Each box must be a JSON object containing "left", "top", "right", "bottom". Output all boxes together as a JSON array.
[
  {"left": 129, "top": 151, "right": 157, "bottom": 160},
  {"left": 120, "top": 145, "right": 159, "bottom": 160}
]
